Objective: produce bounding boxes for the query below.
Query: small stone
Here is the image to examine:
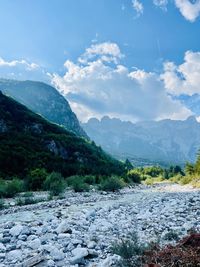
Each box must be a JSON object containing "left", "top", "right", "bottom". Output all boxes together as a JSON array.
[
  {"left": 56, "top": 221, "right": 72, "bottom": 234},
  {"left": 0, "top": 243, "right": 6, "bottom": 253}
]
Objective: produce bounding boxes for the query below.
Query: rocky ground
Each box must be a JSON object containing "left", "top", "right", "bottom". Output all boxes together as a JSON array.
[{"left": 0, "top": 183, "right": 200, "bottom": 267}]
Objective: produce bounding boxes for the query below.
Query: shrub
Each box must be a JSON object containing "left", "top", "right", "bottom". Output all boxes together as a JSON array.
[
  {"left": 127, "top": 170, "right": 141, "bottom": 184},
  {"left": 144, "top": 176, "right": 164, "bottom": 186},
  {"left": 83, "top": 175, "right": 96, "bottom": 185},
  {"left": 0, "top": 179, "right": 24, "bottom": 198},
  {"left": 111, "top": 232, "right": 146, "bottom": 267},
  {"left": 144, "top": 177, "right": 154, "bottom": 186},
  {"left": 163, "top": 230, "right": 179, "bottom": 241},
  {"left": 5, "top": 179, "right": 24, "bottom": 198},
  {"left": 16, "top": 197, "right": 37, "bottom": 206},
  {"left": 179, "top": 175, "right": 193, "bottom": 185},
  {"left": 191, "top": 179, "right": 200, "bottom": 188},
  {"left": 99, "top": 176, "right": 124, "bottom": 192},
  {"left": 26, "top": 168, "right": 48, "bottom": 191},
  {"left": 0, "top": 180, "right": 6, "bottom": 198},
  {"left": 0, "top": 198, "right": 5, "bottom": 209},
  {"left": 21, "top": 191, "right": 34, "bottom": 197},
  {"left": 44, "top": 172, "right": 65, "bottom": 196},
  {"left": 71, "top": 180, "right": 90, "bottom": 192},
  {"left": 170, "top": 174, "right": 183, "bottom": 183},
  {"left": 67, "top": 175, "right": 90, "bottom": 192}
]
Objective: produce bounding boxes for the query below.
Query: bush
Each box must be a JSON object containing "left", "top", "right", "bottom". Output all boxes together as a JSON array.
[
  {"left": 127, "top": 170, "right": 141, "bottom": 184},
  {"left": 5, "top": 179, "right": 24, "bottom": 198},
  {"left": 0, "top": 179, "right": 24, "bottom": 198},
  {"left": 16, "top": 197, "right": 37, "bottom": 206},
  {"left": 44, "top": 172, "right": 65, "bottom": 196},
  {"left": 21, "top": 192, "right": 34, "bottom": 198},
  {"left": 67, "top": 175, "right": 90, "bottom": 192},
  {"left": 83, "top": 175, "right": 96, "bottom": 185},
  {"left": 144, "top": 177, "right": 154, "bottom": 186},
  {"left": 0, "top": 198, "right": 5, "bottom": 209},
  {"left": 72, "top": 181, "right": 90, "bottom": 192},
  {"left": 144, "top": 176, "right": 164, "bottom": 186},
  {"left": 179, "top": 175, "right": 193, "bottom": 185},
  {"left": 99, "top": 176, "right": 124, "bottom": 192},
  {"left": 191, "top": 179, "right": 200, "bottom": 188},
  {"left": 26, "top": 168, "right": 48, "bottom": 191},
  {"left": 163, "top": 230, "right": 179, "bottom": 241},
  {"left": 111, "top": 232, "right": 146, "bottom": 267},
  {"left": 0, "top": 180, "right": 6, "bottom": 198}
]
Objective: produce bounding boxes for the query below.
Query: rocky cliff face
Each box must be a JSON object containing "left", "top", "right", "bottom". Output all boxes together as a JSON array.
[
  {"left": 83, "top": 116, "right": 200, "bottom": 165},
  {"left": 0, "top": 79, "right": 88, "bottom": 139},
  {"left": 0, "top": 92, "right": 124, "bottom": 178}
]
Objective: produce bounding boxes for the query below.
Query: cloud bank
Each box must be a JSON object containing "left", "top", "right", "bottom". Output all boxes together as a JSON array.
[
  {"left": 0, "top": 57, "right": 48, "bottom": 81},
  {"left": 161, "top": 51, "right": 200, "bottom": 96},
  {"left": 51, "top": 42, "right": 192, "bottom": 122}
]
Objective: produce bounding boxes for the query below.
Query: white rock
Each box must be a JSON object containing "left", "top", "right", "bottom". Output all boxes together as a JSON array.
[
  {"left": 9, "top": 225, "right": 24, "bottom": 237},
  {"left": 70, "top": 248, "right": 88, "bottom": 264},
  {"left": 87, "top": 241, "right": 96, "bottom": 249},
  {"left": 7, "top": 250, "right": 22, "bottom": 262},
  {"left": 56, "top": 220, "right": 72, "bottom": 234},
  {"left": 47, "top": 259, "right": 55, "bottom": 266},
  {"left": 99, "top": 255, "right": 121, "bottom": 267},
  {"left": 28, "top": 238, "right": 41, "bottom": 250},
  {"left": 50, "top": 247, "right": 65, "bottom": 261}
]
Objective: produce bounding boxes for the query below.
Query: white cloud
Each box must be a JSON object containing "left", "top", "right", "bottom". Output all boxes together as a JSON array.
[
  {"left": 51, "top": 42, "right": 192, "bottom": 122},
  {"left": 0, "top": 57, "right": 39, "bottom": 70},
  {"left": 153, "top": 0, "right": 168, "bottom": 11},
  {"left": 0, "top": 56, "right": 48, "bottom": 82},
  {"left": 174, "top": 0, "right": 200, "bottom": 22},
  {"left": 132, "top": 0, "right": 144, "bottom": 17},
  {"left": 78, "top": 42, "right": 124, "bottom": 64},
  {"left": 161, "top": 51, "right": 200, "bottom": 96}
]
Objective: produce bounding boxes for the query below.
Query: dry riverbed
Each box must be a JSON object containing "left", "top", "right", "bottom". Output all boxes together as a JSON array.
[{"left": 0, "top": 183, "right": 200, "bottom": 267}]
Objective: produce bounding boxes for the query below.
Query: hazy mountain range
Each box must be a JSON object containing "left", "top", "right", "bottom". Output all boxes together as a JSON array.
[{"left": 83, "top": 116, "right": 200, "bottom": 166}]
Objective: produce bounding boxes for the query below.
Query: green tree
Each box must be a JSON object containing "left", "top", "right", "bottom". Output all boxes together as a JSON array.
[
  {"left": 26, "top": 168, "right": 48, "bottom": 191},
  {"left": 185, "top": 162, "right": 195, "bottom": 175},
  {"left": 124, "top": 159, "right": 133, "bottom": 171}
]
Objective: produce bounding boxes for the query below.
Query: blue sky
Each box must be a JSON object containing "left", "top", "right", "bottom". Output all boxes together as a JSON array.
[{"left": 0, "top": 0, "right": 200, "bottom": 122}]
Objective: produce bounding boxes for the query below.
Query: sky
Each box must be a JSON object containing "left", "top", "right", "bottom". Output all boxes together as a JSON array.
[{"left": 0, "top": 0, "right": 200, "bottom": 122}]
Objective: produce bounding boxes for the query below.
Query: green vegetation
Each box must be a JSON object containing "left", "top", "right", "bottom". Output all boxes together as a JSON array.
[
  {"left": 111, "top": 232, "right": 147, "bottom": 267},
  {"left": 0, "top": 178, "right": 24, "bottom": 198},
  {"left": 25, "top": 168, "right": 48, "bottom": 191},
  {"left": 124, "top": 164, "right": 184, "bottom": 186},
  {"left": 113, "top": 232, "right": 200, "bottom": 267},
  {"left": 44, "top": 172, "right": 65, "bottom": 196},
  {"left": 0, "top": 91, "right": 125, "bottom": 180},
  {"left": 0, "top": 198, "right": 5, "bottom": 209},
  {"left": 168, "top": 151, "right": 200, "bottom": 188},
  {"left": 98, "top": 176, "right": 125, "bottom": 192}
]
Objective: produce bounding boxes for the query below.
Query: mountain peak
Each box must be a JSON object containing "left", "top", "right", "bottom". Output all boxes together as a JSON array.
[
  {"left": 186, "top": 115, "right": 197, "bottom": 123},
  {"left": 0, "top": 79, "right": 88, "bottom": 139}
]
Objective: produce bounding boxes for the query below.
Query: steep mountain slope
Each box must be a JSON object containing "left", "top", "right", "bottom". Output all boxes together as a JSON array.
[
  {"left": 0, "top": 79, "right": 87, "bottom": 138},
  {"left": 0, "top": 92, "right": 124, "bottom": 178},
  {"left": 82, "top": 116, "right": 200, "bottom": 166}
]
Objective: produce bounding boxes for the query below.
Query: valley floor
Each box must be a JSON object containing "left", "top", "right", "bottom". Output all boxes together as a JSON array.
[{"left": 0, "top": 183, "right": 200, "bottom": 266}]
